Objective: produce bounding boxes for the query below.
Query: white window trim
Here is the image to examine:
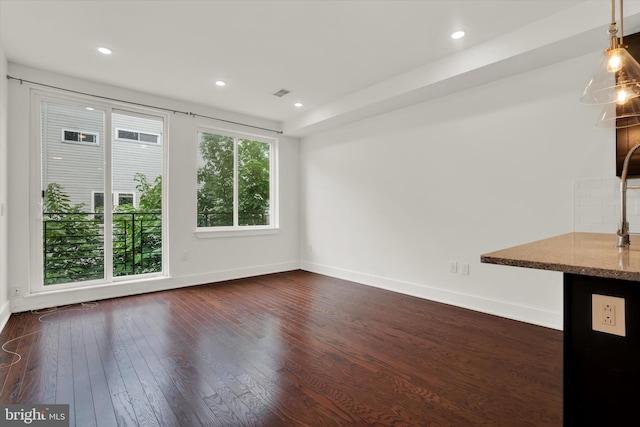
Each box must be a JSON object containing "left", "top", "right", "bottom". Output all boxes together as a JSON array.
[
  {"left": 116, "top": 192, "right": 136, "bottom": 208},
  {"left": 115, "top": 127, "right": 161, "bottom": 145},
  {"left": 195, "top": 227, "right": 280, "bottom": 238},
  {"left": 61, "top": 128, "right": 99, "bottom": 146},
  {"left": 195, "top": 127, "right": 279, "bottom": 238}
]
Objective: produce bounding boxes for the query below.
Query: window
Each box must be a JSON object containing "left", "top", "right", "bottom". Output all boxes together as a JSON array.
[
  {"left": 62, "top": 129, "right": 99, "bottom": 145},
  {"left": 37, "top": 97, "right": 165, "bottom": 290},
  {"left": 118, "top": 193, "right": 134, "bottom": 207},
  {"left": 197, "top": 130, "right": 275, "bottom": 230},
  {"left": 92, "top": 191, "right": 136, "bottom": 212},
  {"left": 93, "top": 191, "right": 105, "bottom": 212},
  {"left": 116, "top": 128, "right": 160, "bottom": 145}
]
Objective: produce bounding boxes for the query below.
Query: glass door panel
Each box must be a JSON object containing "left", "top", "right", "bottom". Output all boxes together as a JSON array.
[
  {"left": 41, "top": 101, "right": 105, "bottom": 285},
  {"left": 111, "top": 111, "right": 163, "bottom": 277}
]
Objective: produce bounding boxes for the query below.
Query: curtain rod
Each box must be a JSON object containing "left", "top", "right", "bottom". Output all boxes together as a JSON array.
[{"left": 6, "top": 74, "right": 283, "bottom": 135}]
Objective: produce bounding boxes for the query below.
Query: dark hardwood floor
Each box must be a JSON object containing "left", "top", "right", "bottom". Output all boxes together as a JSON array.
[{"left": 0, "top": 271, "right": 562, "bottom": 426}]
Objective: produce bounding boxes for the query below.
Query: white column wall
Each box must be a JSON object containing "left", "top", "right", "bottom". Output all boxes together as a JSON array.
[
  {"left": 0, "top": 45, "right": 9, "bottom": 329},
  {"left": 7, "top": 63, "right": 300, "bottom": 312},
  {"left": 300, "top": 52, "right": 614, "bottom": 330}
]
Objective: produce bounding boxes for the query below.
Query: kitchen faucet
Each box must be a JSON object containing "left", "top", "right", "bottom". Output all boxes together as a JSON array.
[{"left": 617, "top": 143, "right": 640, "bottom": 246}]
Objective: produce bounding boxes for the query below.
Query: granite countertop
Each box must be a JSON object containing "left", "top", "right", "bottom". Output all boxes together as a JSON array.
[{"left": 481, "top": 232, "right": 640, "bottom": 281}]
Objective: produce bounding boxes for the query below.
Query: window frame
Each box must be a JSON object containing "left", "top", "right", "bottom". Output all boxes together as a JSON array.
[
  {"left": 61, "top": 128, "right": 99, "bottom": 146},
  {"left": 195, "top": 127, "right": 278, "bottom": 238},
  {"left": 115, "top": 127, "right": 161, "bottom": 145}
]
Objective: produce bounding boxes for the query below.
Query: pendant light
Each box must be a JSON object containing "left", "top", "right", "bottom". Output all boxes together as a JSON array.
[{"left": 581, "top": 0, "right": 640, "bottom": 128}]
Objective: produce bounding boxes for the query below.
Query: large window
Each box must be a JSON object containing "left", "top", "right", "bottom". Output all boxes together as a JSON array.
[
  {"left": 197, "top": 130, "right": 274, "bottom": 229},
  {"left": 36, "top": 96, "right": 165, "bottom": 289}
]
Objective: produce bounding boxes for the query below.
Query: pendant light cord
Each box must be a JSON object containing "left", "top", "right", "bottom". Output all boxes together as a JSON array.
[{"left": 6, "top": 75, "right": 283, "bottom": 135}]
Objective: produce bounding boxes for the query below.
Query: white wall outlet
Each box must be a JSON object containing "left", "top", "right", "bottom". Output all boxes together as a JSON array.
[
  {"left": 449, "top": 261, "right": 458, "bottom": 274},
  {"left": 602, "top": 304, "right": 615, "bottom": 325},
  {"left": 592, "top": 294, "right": 626, "bottom": 337},
  {"left": 461, "top": 263, "right": 470, "bottom": 276}
]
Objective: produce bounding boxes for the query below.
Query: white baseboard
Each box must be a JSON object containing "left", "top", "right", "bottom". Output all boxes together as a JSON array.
[
  {"left": 300, "top": 261, "right": 563, "bottom": 330},
  {"left": 173, "top": 260, "right": 301, "bottom": 289},
  {"left": 0, "top": 300, "right": 10, "bottom": 334},
  {"left": 9, "top": 260, "right": 301, "bottom": 314},
  {"left": 5, "top": 259, "right": 562, "bottom": 332}
]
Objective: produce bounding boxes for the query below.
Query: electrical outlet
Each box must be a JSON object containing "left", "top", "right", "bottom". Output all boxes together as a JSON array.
[
  {"left": 602, "top": 303, "right": 616, "bottom": 325},
  {"left": 449, "top": 261, "right": 458, "bottom": 274},
  {"left": 592, "top": 294, "right": 626, "bottom": 337},
  {"left": 461, "top": 263, "right": 470, "bottom": 275}
]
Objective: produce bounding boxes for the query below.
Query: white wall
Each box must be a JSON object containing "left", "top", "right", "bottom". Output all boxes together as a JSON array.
[
  {"left": 2, "top": 53, "right": 619, "bottom": 329},
  {"left": 0, "top": 45, "right": 9, "bottom": 329},
  {"left": 7, "top": 63, "right": 299, "bottom": 312},
  {"left": 300, "top": 52, "right": 615, "bottom": 330}
]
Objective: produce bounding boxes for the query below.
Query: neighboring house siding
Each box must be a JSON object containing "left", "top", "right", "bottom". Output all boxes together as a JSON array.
[
  {"left": 112, "top": 113, "right": 163, "bottom": 207},
  {"left": 42, "top": 102, "right": 162, "bottom": 211},
  {"left": 42, "top": 102, "right": 104, "bottom": 210}
]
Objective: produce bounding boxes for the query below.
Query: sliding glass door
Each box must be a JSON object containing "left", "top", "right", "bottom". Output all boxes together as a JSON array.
[{"left": 38, "top": 97, "right": 164, "bottom": 289}]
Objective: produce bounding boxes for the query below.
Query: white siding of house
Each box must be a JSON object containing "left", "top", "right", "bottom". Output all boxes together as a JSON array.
[
  {"left": 42, "top": 102, "right": 104, "bottom": 211},
  {"left": 42, "top": 104, "right": 162, "bottom": 210},
  {"left": 112, "top": 113, "right": 163, "bottom": 208}
]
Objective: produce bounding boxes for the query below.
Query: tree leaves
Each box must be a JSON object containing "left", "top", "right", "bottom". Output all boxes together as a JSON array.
[{"left": 197, "top": 133, "right": 270, "bottom": 226}]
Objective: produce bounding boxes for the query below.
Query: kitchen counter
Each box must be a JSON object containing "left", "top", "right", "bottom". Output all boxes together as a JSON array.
[
  {"left": 481, "top": 231, "right": 640, "bottom": 426},
  {"left": 481, "top": 231, "right": 640, "bottom": 282}
]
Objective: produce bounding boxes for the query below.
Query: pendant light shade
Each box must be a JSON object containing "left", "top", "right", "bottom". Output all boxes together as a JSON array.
[
  {"left": 581, "top": 47, "right": 640, "bottom": 105},
  {"left": 597, "top": 97, "right": 640, "bottom": 128},
  {"left": 581, "top": 0, "right": 640, "bottom": 128}
]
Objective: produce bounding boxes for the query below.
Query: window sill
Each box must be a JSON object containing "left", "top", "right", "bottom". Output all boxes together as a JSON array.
[{"left": 195, "top": 227, "right": 280, "bottom": 239}]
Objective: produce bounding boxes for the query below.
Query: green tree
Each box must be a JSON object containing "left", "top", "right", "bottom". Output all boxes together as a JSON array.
[
  {"left": 238, "top": 139, "right": 270, "bottom": 225},
  {"left": 43, "top": 174, "right": 162, "bottom": 284},
  {"left": 113, "top": 173, "right": 162, "bottom": 276},
  {"left": 43, "top": 182, "right": 103, "bottom": 285},
  {"left": 197, "top": 133, "right": 234, "bottom": 226},
  {"left": 135, "top": 172, "right": 162, "bottom": 211},
  {"left": 197, "top": 133, "right": 270, "bottom": 226}
]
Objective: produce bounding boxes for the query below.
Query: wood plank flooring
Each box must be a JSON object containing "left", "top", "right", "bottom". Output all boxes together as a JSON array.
[{"left": 0, "top": 271, "right": 562, "bottom": 426}]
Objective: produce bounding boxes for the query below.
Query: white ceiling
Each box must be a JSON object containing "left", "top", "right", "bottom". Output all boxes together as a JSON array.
[{"left": 2, "top": 1, "right": 640, "bottom": 136}]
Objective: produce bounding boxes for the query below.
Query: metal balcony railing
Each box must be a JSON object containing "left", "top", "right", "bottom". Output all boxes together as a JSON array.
[
  {"left": 197, "top": 211, "right": 269, "bottom": 227},
  {"left": 43, "top": 211, "right": 162, "bottom": 285}
]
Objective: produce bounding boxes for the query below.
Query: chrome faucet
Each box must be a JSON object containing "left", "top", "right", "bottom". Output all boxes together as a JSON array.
[{"left": 617, "top": 143, "right": 640, "bottom": 246}]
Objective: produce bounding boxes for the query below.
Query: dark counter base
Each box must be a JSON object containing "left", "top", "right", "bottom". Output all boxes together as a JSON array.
[{"left": 564, "top": 273, "right": 640, "bottom": 425}]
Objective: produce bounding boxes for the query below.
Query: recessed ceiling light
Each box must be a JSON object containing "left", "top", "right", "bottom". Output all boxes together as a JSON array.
[
  {"left": 215, "top": 80, "right": 226, "bottom": 87},
  {"left": 294, "top": 102, "right": 303, "bottom": 107},
  {"left": 451, "top": 30, "right": 466, "bottom": 40},
  {"left": 52, "top": 157, "right": 63, "bottom": 160},
  {"left": 97, "top": 47, "right": 112, "bottom": 55},
  {"left": 86, "top": 107, "right": 95, "bottom": 111}
]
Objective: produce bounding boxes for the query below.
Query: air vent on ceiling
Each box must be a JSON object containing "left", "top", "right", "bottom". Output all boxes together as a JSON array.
[{"left": 273, "top": 89, "right": 291, "bottom": 97}]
